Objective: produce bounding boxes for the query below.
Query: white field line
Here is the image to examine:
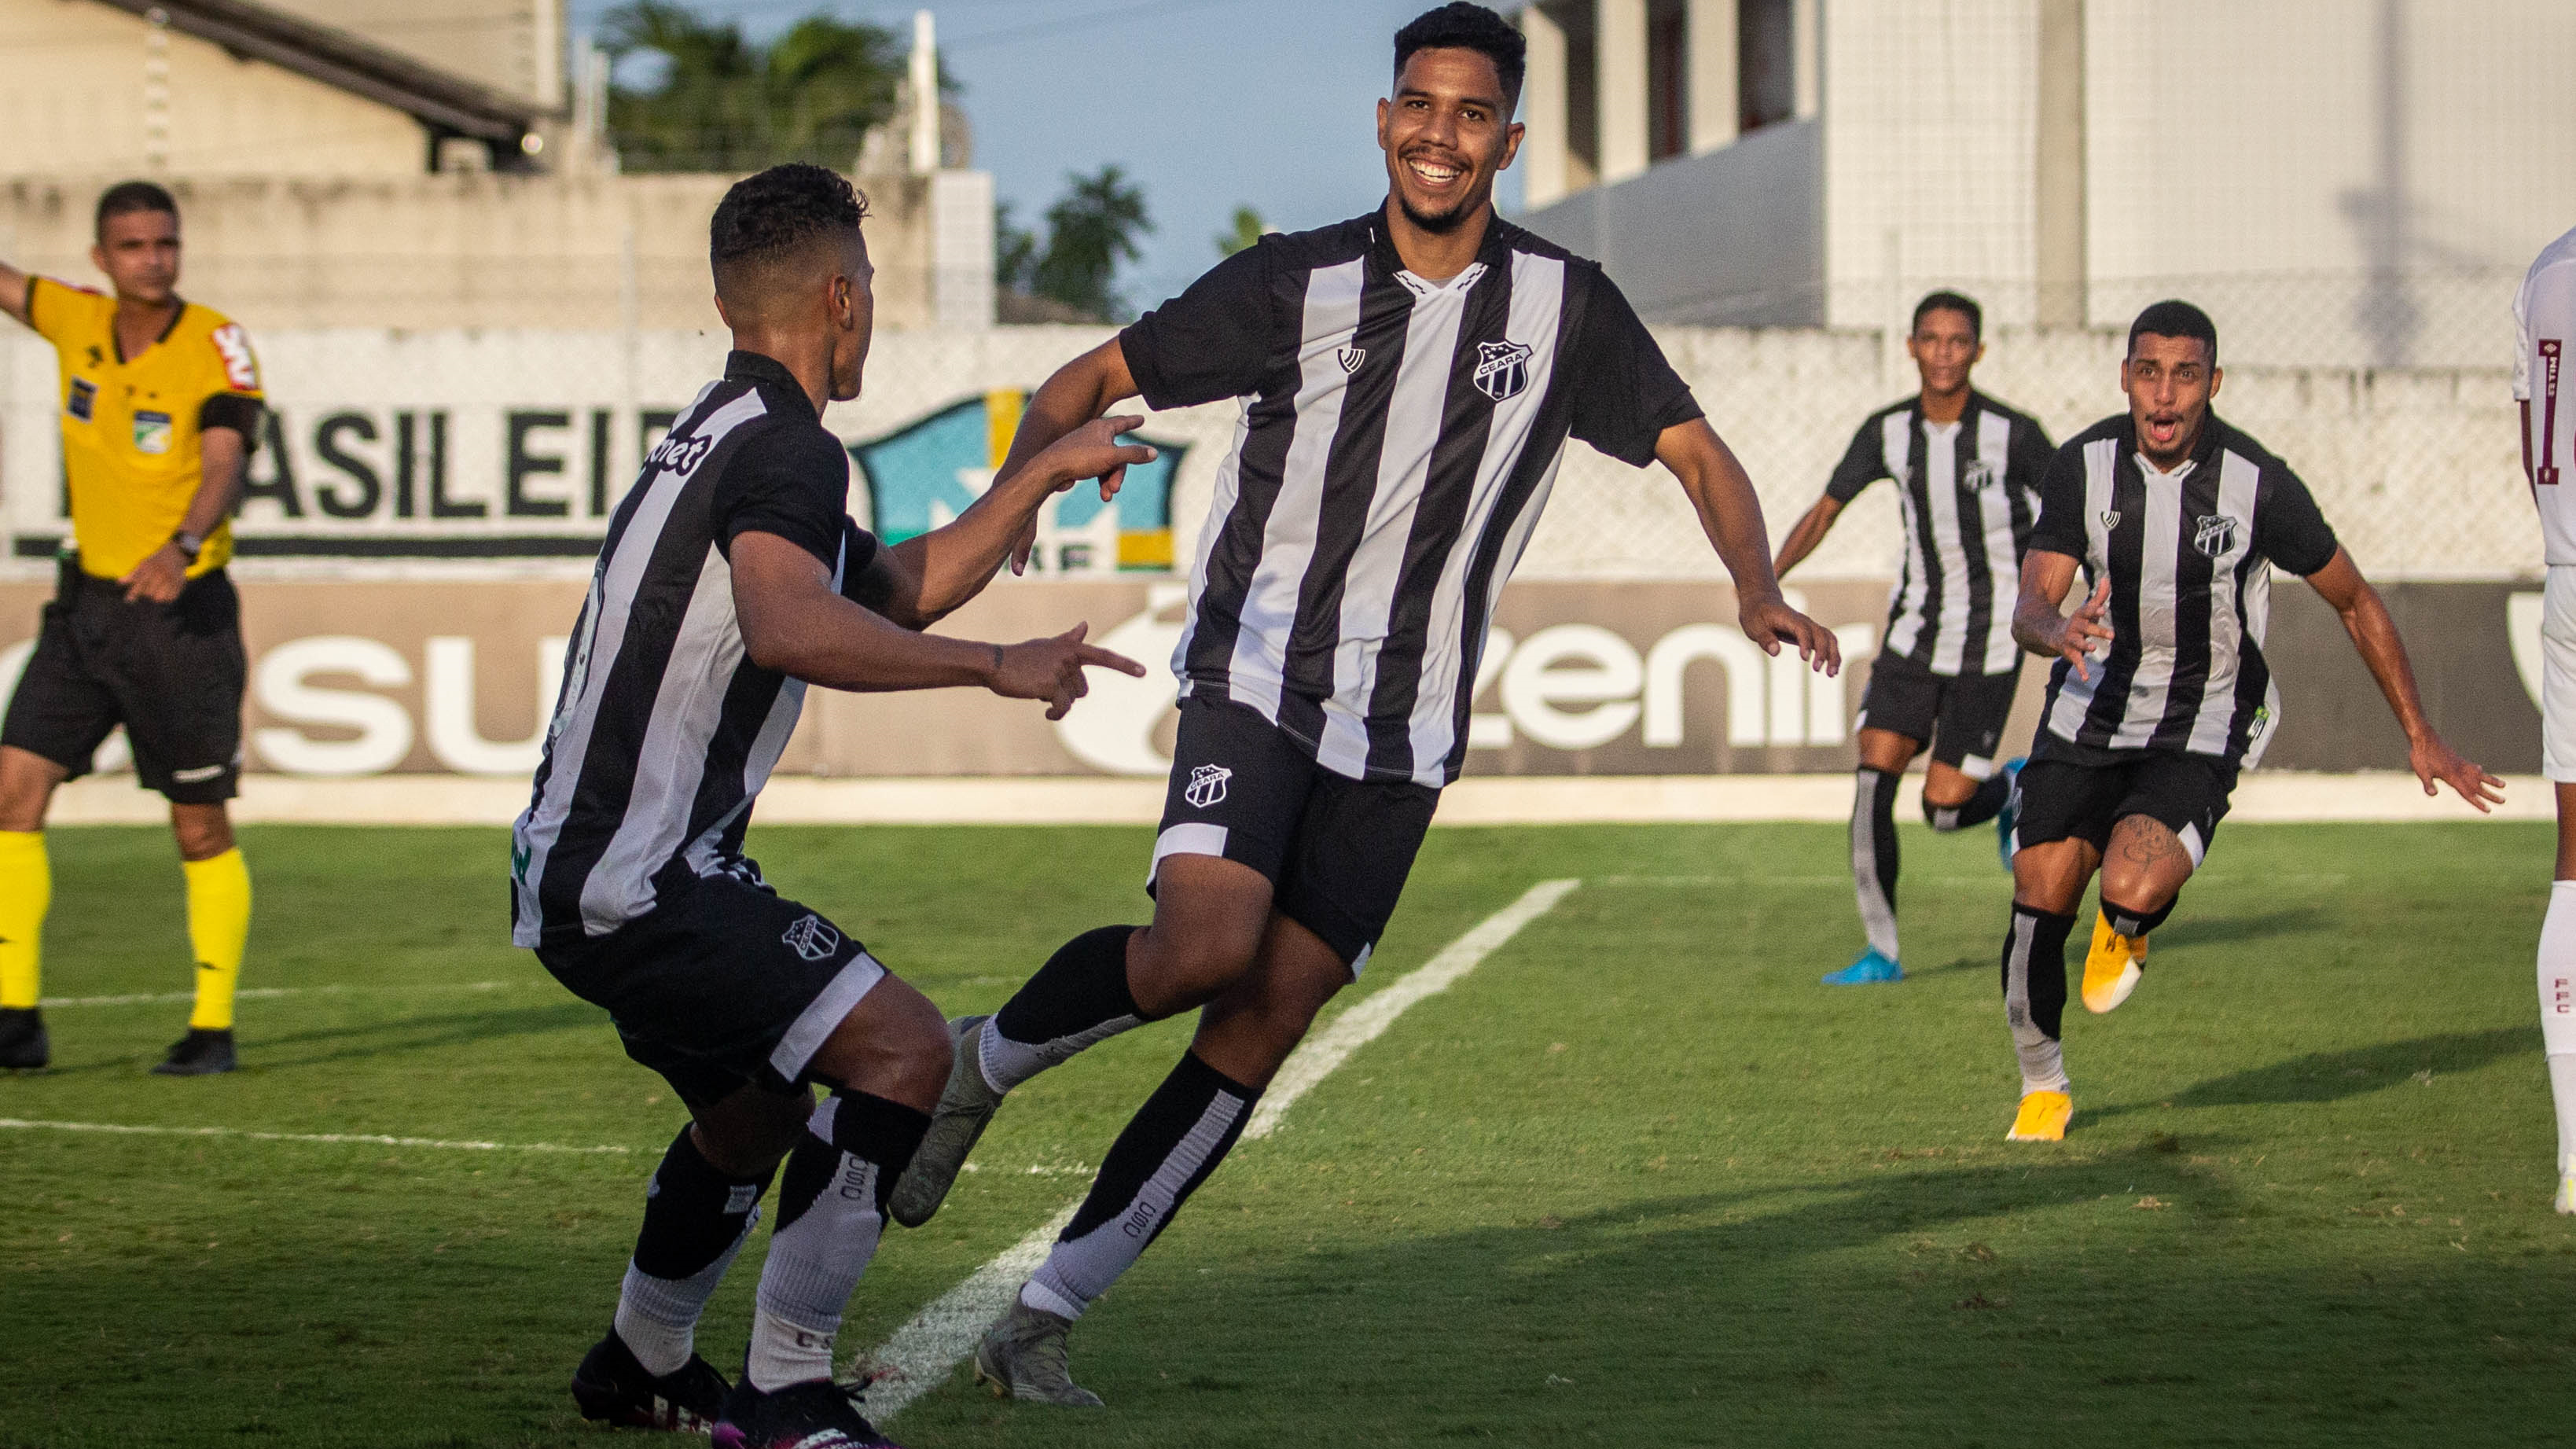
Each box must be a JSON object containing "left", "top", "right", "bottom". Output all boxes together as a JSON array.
[
  {"left": 0, "top": 1116, "right": 630, "bottom": 1154},
  {"left": 40, "top": 980, "right": 533, "bottom": 1008},
  {"left": 857, "top": 877, "right": 1582, "bottom": 1421}
]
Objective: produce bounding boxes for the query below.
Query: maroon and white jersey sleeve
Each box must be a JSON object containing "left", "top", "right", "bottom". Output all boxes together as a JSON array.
[{"left": 2518, "top": 225, "right": 2576, "bottom": 565}]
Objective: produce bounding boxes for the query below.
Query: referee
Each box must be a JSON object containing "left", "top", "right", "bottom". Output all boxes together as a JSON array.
[{"left": 0, "top": 182, "right": 262, "bottom": 1076}]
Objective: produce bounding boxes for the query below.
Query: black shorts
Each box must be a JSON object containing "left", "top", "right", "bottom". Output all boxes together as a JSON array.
[
  {"left": 2012, "top": 748, "right": 2238, "bottom": 866},
  {"left": 2, "top": 561, "right": 244, "bottom": 803},
  {"left": 1856, "top": 653, "right": 2019, "bottom": 777},
  {"left": 535, "top": 870, "right": 887, "bottom": 1111},
  {"left": 1152, "top": 697, "right": 1439, "bottom": 970}
]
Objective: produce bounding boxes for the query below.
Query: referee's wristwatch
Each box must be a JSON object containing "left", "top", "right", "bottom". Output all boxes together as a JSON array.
[{"left": 170, "top": 530, "right": 204, "bottom": 563}]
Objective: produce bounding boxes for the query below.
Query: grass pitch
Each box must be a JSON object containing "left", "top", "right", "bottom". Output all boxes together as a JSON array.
[{"left": 0, "top": 818, "right": 2568, "bottom": 1447}]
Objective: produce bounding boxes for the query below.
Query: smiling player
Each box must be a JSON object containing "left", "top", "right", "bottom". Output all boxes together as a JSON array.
[{"left": 880, "top": 2, "right": 1839, "bottom": 1407}]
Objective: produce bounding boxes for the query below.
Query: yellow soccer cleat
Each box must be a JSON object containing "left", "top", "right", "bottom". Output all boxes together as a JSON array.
[
  {"left": 2006, "top": 1090, "right": 2073, "bottom": 1142},
  {"left": 2082, "top": 914, "right": 2149, "bottom": 1014}
]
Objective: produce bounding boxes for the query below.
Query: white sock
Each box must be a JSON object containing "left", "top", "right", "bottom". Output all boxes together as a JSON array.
[{"left": 2541, "top": 881, "right": 2576, "bottom": 1173}]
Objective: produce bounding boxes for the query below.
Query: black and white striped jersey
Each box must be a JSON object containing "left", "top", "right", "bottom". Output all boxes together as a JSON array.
[
  {"left": 2027, "top": 412, "right": 2340, "bottom": 769},
  {"left": 1123, "top": 210, "right": 1700, "bottom": 787},
  {"left": 511, "top": 351, "right": 870, "bottom": 948},
  {"left": 1825, "top": 392, "right": 2052, "bottom": 677}
]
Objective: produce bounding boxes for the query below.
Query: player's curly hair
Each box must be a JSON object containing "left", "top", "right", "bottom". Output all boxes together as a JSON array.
[
  {"left": 2129, "top": 299, "right": 2218, "bottom": 363},
  {"left": 709, "top": 164, "right": 870, "bottom": 275},
  {"left": 1395, "top": 3, "right": 1526, "bottom": 108}
]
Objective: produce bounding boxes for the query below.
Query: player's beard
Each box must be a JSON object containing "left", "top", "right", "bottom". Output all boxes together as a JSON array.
[{"left": 1395, "top": 182, "right": 1483, "bottom": 236}]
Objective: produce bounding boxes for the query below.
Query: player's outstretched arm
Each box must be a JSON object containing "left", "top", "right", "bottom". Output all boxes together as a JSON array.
[
  {"left": 2011, "top": 550, "right": 2111, "bottom": 679},
  {"left": 1770, "top": 494, "right": 1844, "bottom": 580},
  {"left": 2305, "top": 546, "right": 2504, "bottom": 811},
  {"left": 1656, "top": 417, "right": 1839, "bottom": 675},
  {"left": 0, "top": 258, "right": 28, "bottom": 327},
  {"left": 876, "top": 413, "right": 1157, "bottom": 627},
  {"left": 996, "top": 337, "right": 1145, "bottom": 576},
  {"left": 732, "top": 531, "right": 1145, "bottom": 719}
]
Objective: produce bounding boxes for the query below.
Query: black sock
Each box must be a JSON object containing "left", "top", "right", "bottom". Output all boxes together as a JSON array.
[
  {"left": 748, "top": 1090, "right": 932, "bottom": 1390},
  {"left": 984, "top": 925, "right": 1148, "bottom": 1090},
  {"left": 1851, "top": 767, "right": 1901, "bottom": 959},
  {"left": 2001, "top": 903, "right": 2076, "bottom": 1092},
  {"left": 1020, "top": 1051, "right": 1260, "bottom": 1319},
  {"left": 615, "top": 1124, "right": 775, "bottom": 1375},
  {"left": 1926, "top": 771, "right": 2012, "bottom": 832},
  {"left": 2102, "top": 896, "right": 2177, "bottom": 938}
]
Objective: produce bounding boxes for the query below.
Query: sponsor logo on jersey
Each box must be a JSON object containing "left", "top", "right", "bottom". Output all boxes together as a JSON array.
[
  {"left": 1337, "top": 345, "right": 1366, "bottom": 373},
  {"left": 2192, "top": 513, "right": 2240, "bottom": 558},
  {"left": 132, "top": 410, "right": 173, "bottom": 455},
  {"left": 646, "top": 432, "right": 715, "bottom": 477},
  {"left": 210, "top": 323, "right": 259, "bottom": 392},
  {"left": 781, "top": 914, "right": 842, "bottom": 962},
  {"left": 66, "top": 377, "right": 95, "bottom": 421},
  {"left": 1184, "top": 763, "right": 1231, "bottom": 808},
  {"left": 1472, "top": 340, "right": 1533, "bottom": 402}
]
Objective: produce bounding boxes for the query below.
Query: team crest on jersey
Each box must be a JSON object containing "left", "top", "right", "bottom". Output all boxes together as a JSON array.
[
  {"left": 2098, "top": 509, "right": 2122, "bottom": 531},
  {"left": 1337, "top": 346, "right": 1366, "bottom": 374},
  {"left": 1184, "top": 763, "right": 1232, "bottom": 808},
  {"left": 1472, "top": 340, "right": 1533, "bottom": 402},
  {"left": 1962, "top": 460, "right": 1997, "bottom": 491},
  {"left": 781, "top": 914, "right": 842, "bottom": 962},
  {"left": 132, "top": 410, "right": 173, "bottom": 455},
  {"left": 209, "top": 323, "right": 259, "bottom": 392},
  {"left": 2192, "top": 513, "right": 2241, "bottom": 558}
]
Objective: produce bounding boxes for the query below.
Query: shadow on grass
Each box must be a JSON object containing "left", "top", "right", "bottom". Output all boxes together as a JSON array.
[
  {"left": 970, "top": 1153, "right": 2574, "bottom": 1447},
  {"left": 2148, "top": 906, "right": 2327, "bottom": 951},
  {"left": 2083, "top": 1028, "right": 2534, "bottom": 1124}
]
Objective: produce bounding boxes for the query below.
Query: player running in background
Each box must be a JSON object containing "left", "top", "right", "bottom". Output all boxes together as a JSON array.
[
  {"left": 2515, "top": 222, "right": 2576, "bottom": 1212},
  {"left": 0, "top": 182, "right": 263, "bottom": 1076},
  {"left": 513, "top": 164, "right": 1148, "bottom": 1448},
  {"left": 1773, "top": 292, "right": 2053, "bottom": 985},
  {"left": 882, "top": 3, "right": 1837, "bottom": 1407},
  {"left": 1996, "top": 300, "right": 2501, "bottom": 1142}
]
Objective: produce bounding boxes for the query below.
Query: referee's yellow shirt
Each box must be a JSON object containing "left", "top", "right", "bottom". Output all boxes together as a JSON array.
[{"left": 29, "top": 277, "right": 263, "bottom": 580}]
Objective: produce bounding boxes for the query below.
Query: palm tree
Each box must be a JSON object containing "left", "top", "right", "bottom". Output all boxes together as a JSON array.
[
  {"left": 1215, "top": 206, "right": 1266, "bottom": 258},
  {"left": 601, "top": 1, "right": 909, "bottom": 173},
  {"left": 1028, "top": 165, "right": 1153, "bottom": 322}
]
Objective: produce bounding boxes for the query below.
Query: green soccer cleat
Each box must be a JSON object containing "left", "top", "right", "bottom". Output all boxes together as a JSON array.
[
  {"left": 887, "top": 1015, "right": 1004, "bottom": 1228},
  {"left": 974, "top": 1300, "right": 1103, "bottom": 1408}
]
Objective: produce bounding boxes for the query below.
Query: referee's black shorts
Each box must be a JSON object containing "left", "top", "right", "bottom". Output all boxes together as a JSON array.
[{"left": 1, "top": 558, "right": 245, "bottom": 804}]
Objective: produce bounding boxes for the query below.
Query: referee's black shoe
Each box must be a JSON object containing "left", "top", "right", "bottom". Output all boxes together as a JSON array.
[
  {"left": 151, "top": 1027, "right": 235, "bottom": 1076},
  {"left": 571, "top": 1330, "right": 729, "bottom": 1434},
  {"left": 0, "top": 1006, "right": 47, "bottom": 1070}
]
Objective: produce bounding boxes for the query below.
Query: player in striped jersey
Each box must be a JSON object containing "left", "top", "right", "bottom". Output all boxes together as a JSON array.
[
  {"left": 511, "top": 165, "right": 1150, "bottom": 1448},
  {"left": 1775, "top": 292, "right": 2053, "bottom": 985},
  {"left": 881, "top": 4, "right": 1837, "bottom": 1404},
  {"left": 2514, "top": 222, "right": 2576, "bottom": 1212},
  {"left": 1995, "top": 300, "right": 2501, "bottom": 1142}
]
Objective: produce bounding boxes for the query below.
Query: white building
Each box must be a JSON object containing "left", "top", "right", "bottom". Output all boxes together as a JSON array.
[{"left": 1513, "top": 0, "right": 2576, "bottom": 366}]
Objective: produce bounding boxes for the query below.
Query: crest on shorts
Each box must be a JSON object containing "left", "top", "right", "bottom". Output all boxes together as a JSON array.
[
  {"left": 781, "top": 914, "right": 841, "bottom": 962},
  {"left": 1472, "top": 340, "right": 1533, "bottom": 402},
  {"left": 2192, "top": 513, "right": 2240, "bottom": 558},
  {"left": 1184, "top": 763, "right": 1232, "bottom": 808}
]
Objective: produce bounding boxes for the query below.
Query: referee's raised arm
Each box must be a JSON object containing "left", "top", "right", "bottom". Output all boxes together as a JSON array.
[{"left": 0, "top": 258, "right": 27, "bottom": 327}]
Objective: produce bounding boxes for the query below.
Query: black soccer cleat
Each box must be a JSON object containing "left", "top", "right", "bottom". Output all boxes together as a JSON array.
[
  {"left": 150, "top": 1027, "right": 236, "bottom": 1076},
  {"left": 713, "top": 1379, "right": 906, "bottom": 1449},
  {"left": 0, "top": 1006, "right": 48, "bottom": 1070},
  {"left": 571, "top": 1330, "right": 730, "bottom": 1434}
]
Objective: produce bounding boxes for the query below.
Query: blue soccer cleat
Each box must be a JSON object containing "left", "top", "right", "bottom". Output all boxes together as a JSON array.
[
  {"left": 1822, "top": 948, "right": 1903, "bottom": 985},
  {"left": 1994, "top": 757, "right": 2027, "bottom": 871}
]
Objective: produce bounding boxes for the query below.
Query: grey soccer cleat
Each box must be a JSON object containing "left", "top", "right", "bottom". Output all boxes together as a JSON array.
[
  {"left": 973, "top": 1300, "right": 1102, "bottom": 1408},
  {"left": 887, "top": 1015, "right": 1005, "bottom": 1228}
]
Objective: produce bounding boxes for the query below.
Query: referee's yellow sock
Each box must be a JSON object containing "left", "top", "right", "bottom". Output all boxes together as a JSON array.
[
  {"left": 182, "top": 848, "right": 252, "bottom": 1031},
  {"left": 0, "top": 831, "right": 48, "bottom": 1010}
]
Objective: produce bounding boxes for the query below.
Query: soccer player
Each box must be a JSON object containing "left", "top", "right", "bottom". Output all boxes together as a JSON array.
[
  {"left": 1774, "top": 291, "right": 2053, "bottom": 985},
  {"left": 512, "top": 164, "right": 1152, "bottom": 1447},
  {"left": 1995, "top": 299, "right": 2501, "bottom": 1142},
  {"left": 2515, "top": 221, "right": 2576, "bottom": 1212},
  {"left": 883, "top": 3, "right": 1839, "bottom": 1405},
  {"left": 0, "top": 182, "right": 263, "bottom": 1076}
]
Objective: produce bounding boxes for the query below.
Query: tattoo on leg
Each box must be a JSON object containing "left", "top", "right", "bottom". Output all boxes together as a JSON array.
[{"left": 2112, "top": 818, "right": 2186, "bottom": 869}]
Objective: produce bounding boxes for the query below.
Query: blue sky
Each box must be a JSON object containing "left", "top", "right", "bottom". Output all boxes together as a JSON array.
[{"left": 568, "top": 0, "right": 1526, "bottom": 314}]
